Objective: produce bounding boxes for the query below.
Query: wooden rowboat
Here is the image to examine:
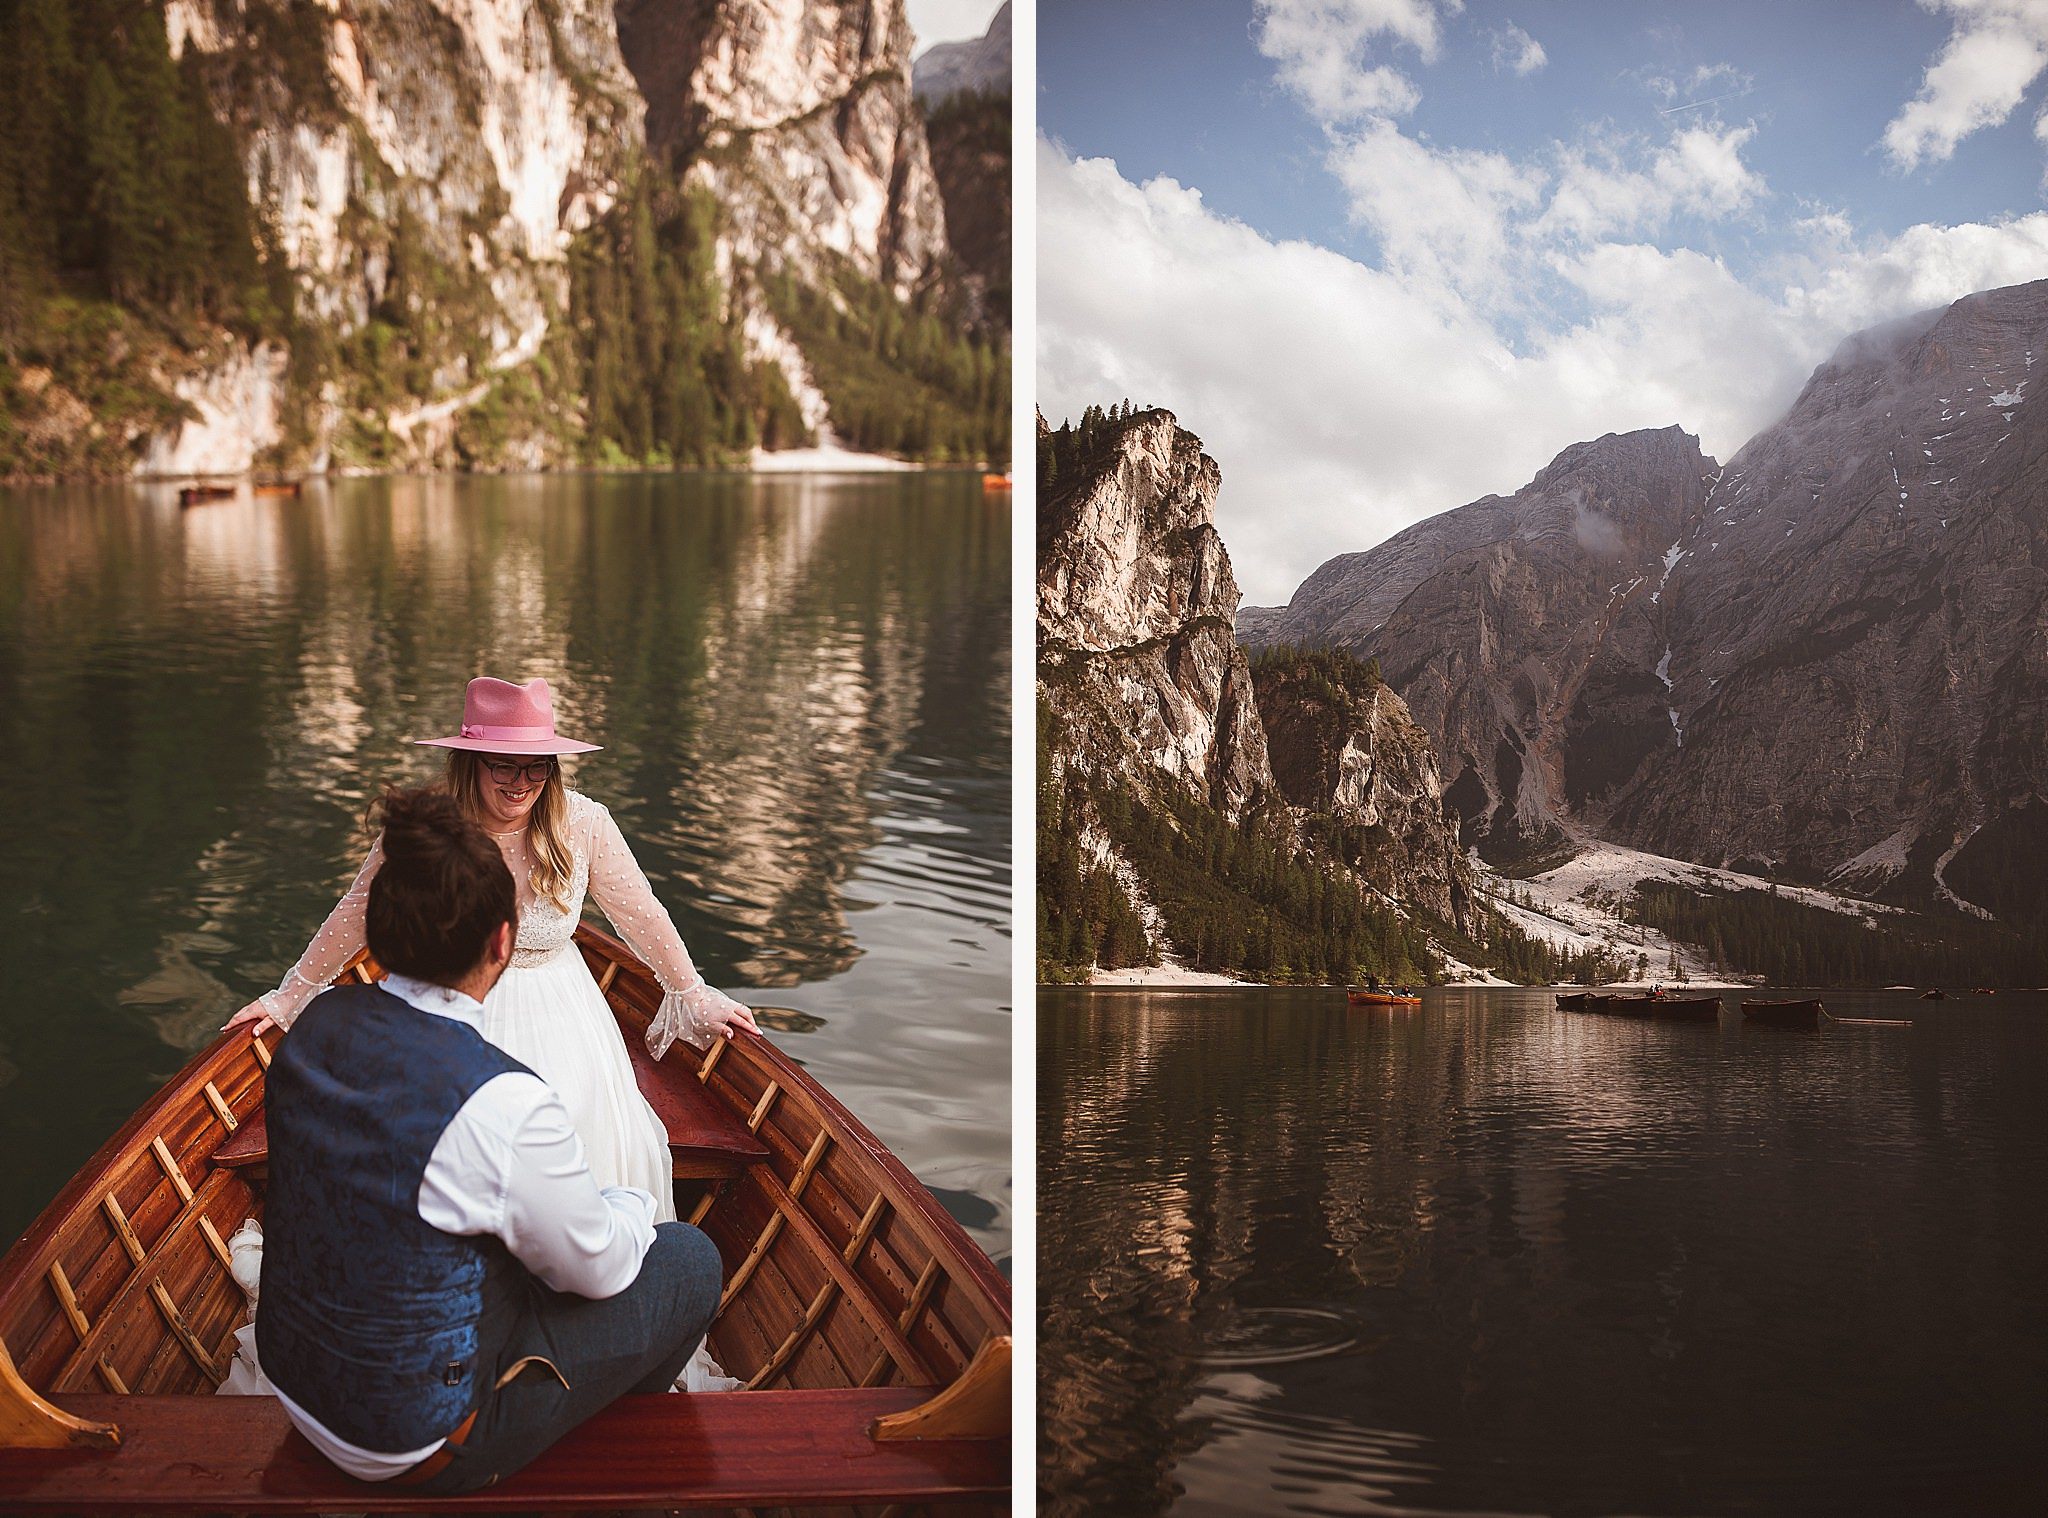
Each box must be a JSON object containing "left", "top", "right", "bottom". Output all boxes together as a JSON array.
[
  {"left": 1743, "top": 998, "right": 1824, "bottom": 1028},
  {"left": 176, "top": 484, "right": 235, "bottom": 508},
  {"left": 1346, "top": 988, "right": 1421, "bottom": 1006},
  {"left": 1555, "top": 992, "right": 1590, "bottom": 1011},
  {"left": 1920, "top": 989, "right": 1947, "bottom": 1001},
  {"left": 1645, "top": 995, "right": 1721, "bottom": 1022},
  {"left": 1583, "top": 994, "right": 1655, "bottom": 1017},
  {"left": 980, "top": 473, "right": 1011, "bottom": 493},
  {"left": 0, "top": 924, "right": 1009, "bottom": 1512}
]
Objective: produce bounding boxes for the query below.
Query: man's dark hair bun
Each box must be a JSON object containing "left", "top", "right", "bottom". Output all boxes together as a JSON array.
[{"left": 365, "top": 785, "right": 516, "bottom": 984}]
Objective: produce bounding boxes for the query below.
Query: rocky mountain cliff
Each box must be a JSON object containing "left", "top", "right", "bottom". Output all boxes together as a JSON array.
[
  {"left": 1249, "top": 646, "right": 1473, "bottom": 927},
  {"left": 1241, "top": 425, "right": 1716, "bottom": 867},
  {"left": 1629, "top": 280, "right": 2048, "bottom": 919},
  {"left": 618, "top": 0, "right": 945, "bottom": 301},
  {"left": 1039, "top": 408, "right": 1270, "bottom": 817},
  {"left": 1244, "top": 279, "right": 2048, "bottom": 923},
  {"left": 2, "top": 0, "right": 995, "bottom": 478},
  {"left": 1039, "top": 405, "right": 1482, "bottom": 981}
]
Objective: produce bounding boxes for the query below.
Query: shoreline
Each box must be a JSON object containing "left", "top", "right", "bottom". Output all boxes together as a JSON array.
[{"left": 1, "top": 455, "right": 1007, "bottom": 488}]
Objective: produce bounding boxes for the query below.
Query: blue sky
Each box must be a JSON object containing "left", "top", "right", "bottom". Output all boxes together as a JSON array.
[{"left": 1038, "top": 0, "right": 2048, "bottom": 601}]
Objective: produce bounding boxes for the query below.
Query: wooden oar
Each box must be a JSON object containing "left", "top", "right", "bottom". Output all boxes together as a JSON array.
[{"left": 1823, "top": 1012, "right": 1911, "bottom": 1026}]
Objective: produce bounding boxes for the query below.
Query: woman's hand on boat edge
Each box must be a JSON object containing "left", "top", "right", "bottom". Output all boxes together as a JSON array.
[
  {"left": 223, "top": 999, "right": 277, "bottom": 1036},
  {"left": 693, "top": 984, "right": 760, "bottom": 1039}
]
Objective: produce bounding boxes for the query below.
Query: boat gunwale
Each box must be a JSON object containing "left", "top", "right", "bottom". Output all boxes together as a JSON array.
[
  {"left": 0, "top": 1032, "right": 259, "bottom": 1361},
  {"left": 572, "top": 924, "right": 1011, "bottom": 1322}
]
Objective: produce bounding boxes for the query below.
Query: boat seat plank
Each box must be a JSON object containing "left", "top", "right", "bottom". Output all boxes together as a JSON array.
[
  {"left": 210, "top": 1041, "right": 769, "bottom": 1181},
  {"left": 0, "top": 1389, "right": 1003, "bottom": 1511}
]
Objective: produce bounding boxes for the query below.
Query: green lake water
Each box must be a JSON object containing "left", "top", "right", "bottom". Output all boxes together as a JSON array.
[{"left": 0, "top": 472, "right": 1011, "bottom": 1268}]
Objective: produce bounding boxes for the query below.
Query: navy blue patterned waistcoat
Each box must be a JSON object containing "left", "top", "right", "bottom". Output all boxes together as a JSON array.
[{"left": 258, "top": 981, "right": 532, "bottom": 1452}]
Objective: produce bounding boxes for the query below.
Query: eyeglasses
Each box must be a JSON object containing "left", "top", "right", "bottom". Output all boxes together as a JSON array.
[{"left": 480, "top": 757, "right": 557, "bottom": 786}]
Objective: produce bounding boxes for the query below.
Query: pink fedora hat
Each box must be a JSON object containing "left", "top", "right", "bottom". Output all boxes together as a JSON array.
[{"left": 415, "top": 677, "right": 601, "bottom": 756}]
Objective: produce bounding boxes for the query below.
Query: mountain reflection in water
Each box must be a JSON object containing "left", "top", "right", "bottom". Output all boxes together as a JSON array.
[
  {"left": 1040, "top": 986, "right": 2048, "bottom": 1516},
  {"left": 0, "top": 473, "right": 1010, "bottom": 1265}
]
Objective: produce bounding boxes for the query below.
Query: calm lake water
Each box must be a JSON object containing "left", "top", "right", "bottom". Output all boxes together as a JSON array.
[
  {"left": 1041, "top": 986, "right": 2048, "bottom": 1516},
  {"left": 0, "top": 473, "right": 1010, "bottom": 1268}
]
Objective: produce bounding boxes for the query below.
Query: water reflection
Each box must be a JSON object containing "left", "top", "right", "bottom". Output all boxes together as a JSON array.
[
  {"left": 1040, "top": 987, "right": 2048, "bottom": 1516},
  {"left": 0, "top": 474, "right": 1010, "bottom": 1266}
]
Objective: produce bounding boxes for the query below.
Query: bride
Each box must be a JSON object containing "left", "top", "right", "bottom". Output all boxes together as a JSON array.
[{"left": 227, "top": 675, "right": 758, "bottom": 1229}]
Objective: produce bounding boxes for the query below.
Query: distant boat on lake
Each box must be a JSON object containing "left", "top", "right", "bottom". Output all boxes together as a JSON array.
[
  {"left": 1346, "top": 987, "right": 1420, "bottom": 1006},
  {"left": 1743, "top": 998, "right": 1823, "bottom": 1028}
]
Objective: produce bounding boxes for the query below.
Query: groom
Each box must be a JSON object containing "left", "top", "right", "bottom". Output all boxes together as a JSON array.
[{"left": 257, "top": 785, "right": 723, "bottom": 1493}]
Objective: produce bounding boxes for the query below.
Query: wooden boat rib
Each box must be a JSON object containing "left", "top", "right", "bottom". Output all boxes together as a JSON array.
[
  {"left": 0, "top": 924, "right": 1009, "bottom": 1511},
  {"left": 1742, "top": 998, "right": 1824, "bottom": 1028}
]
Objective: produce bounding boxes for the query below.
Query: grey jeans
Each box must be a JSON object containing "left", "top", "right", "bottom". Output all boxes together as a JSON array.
[{"left": 408, "top": 1221, "right": 724, "bottom": 1495}]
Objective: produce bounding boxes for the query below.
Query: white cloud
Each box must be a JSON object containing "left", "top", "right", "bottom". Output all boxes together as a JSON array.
[
  {"left": 1254, "top": 0, "right": 1459, "bottom": 122},
  {"left": 1536, "top": 123, "right": 1765, "bottom": 241},
  {"left": 1328, "top": 120, "right": 1545, "bottom": 299},
  {"left": 1882, "top": 0, "right": 2048, "bottom": 169},
  {"left": 1639, "top": 61, "right": 1757, "bottom": 115},
  {"left": 1038, "top": 136, "right": 2048, "bottom": 605},
  {"left": 1490, "top": 22, "right": 1547, "bottom": 76}
]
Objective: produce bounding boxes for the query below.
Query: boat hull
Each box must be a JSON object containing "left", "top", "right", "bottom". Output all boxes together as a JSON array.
[{"left": 1742, "top": 998, "right": 1824, "bottom": 1027}]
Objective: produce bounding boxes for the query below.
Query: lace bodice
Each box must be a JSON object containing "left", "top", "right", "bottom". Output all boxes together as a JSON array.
[{"left": 260, "top": 791, "right": 743, "bottom": 1055}]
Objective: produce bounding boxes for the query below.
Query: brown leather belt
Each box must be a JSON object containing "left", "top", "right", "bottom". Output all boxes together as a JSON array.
[{"left": 391, "top": 1408, "right": 478, "bottom": 1486}]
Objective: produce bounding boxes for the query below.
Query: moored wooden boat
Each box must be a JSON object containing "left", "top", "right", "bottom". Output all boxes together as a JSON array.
[
  {"left": 980, "top": 472, "right": 1011, "bottom": 492},
  {"left": 176, "top": 484, "right": 235, "bottom": 507},
  {"left": 1920, "top": 988, "right": 1947, "bottom": 1000},
  {"left": 1743, "top": 998, "right": 1824, "bottom": 1028},
  {"left": 1646, "top": 995, "right": 1721, "bottom": 1021},
  {"left": 1346, "top": 987, "right": 1421, "bottom": 1006},
  {"left": 1583, "top": 993, "right": 1656, "bottom": 1017},
  {"left": 1555, "top": 992, "right": 1590, "bottom": 1011},
  {"left": 0, "top": 924, "right": 1009, "bottom": 1511}
]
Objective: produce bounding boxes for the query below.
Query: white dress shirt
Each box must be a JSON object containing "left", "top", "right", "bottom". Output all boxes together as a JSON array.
[{"left": 272, "top": 973, "right": 659, "bottom": 1481}]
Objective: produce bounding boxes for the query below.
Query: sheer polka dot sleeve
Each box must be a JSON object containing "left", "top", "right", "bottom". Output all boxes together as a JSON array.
[
  {"left": 259, "top": 837, "right": 382, "bottom": 1030},
  {"left": 583, "top": 801, "right": 757, "bottom": 1057}
]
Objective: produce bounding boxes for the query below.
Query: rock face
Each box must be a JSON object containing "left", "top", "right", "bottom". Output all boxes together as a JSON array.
[
  {"left": 1039, "top": 409, "right": 1271, "bottom": 817},
  {"left": 618, "top": 0, "right": 949, "bottom": 301},
  {"left": 913, "top": 1, "right": 1010, "bottom": 102},
  {"left": 1040, "top": 407, "right": 1477, "bottom": 940},
  {"left": 116, "top": 0, "right": 956, "bottom": 474},
  {"left": 167, "top": 0, "right": 642, "bottom": 469},
  {"left": 1243, "top": 425, "right": 1716, "bottom": 866},
  {"left": 1250, "top": 650, "right": 1474, "bottom": 926},
  {"left": 1246, "top": 279, "right": 2048, "bottom": 918},
  {"left": 1626, "top": 280, "right": 2048, "bottom": 915}
]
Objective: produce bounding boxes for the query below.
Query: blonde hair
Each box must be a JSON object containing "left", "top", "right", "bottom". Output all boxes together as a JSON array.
[{"left": 444, "top": 751, "right": 577, "bottom": 912}]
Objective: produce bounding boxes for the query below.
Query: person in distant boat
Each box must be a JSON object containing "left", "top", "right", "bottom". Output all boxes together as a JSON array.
[
  {"left": 1367, "top": 973, "right": 1382, "bottom": 992},
  {"left": 226, "top": 676, "right": 756, "bottom": 1388},
  {"left": 256, "top": 785, "right": 722, "bottom": 1492}
]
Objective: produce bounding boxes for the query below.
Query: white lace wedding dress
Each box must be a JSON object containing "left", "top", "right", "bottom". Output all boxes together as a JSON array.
[{"left": 222, "top": 789, "right": 745, "bottom": 1395}]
